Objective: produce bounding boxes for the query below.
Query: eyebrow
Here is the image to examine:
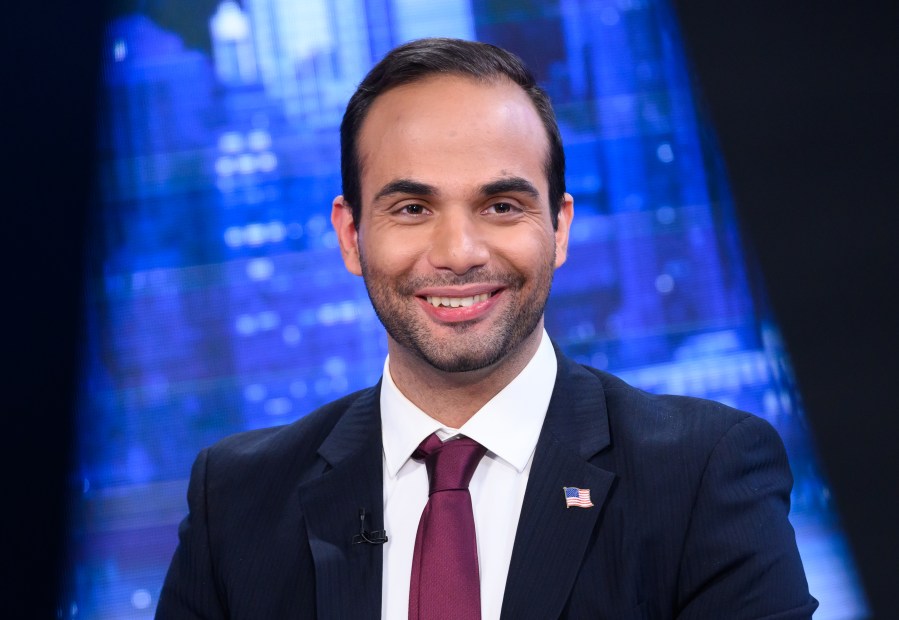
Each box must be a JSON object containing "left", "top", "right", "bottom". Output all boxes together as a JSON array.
[
  {"left": 373, "top": 179, "right": 438, "bottom": 202},
  {"left": 371, "top": 176, "right": 541, "bottom": 203},
  {"left": 479, "top": 177, "right": 540, "bottom": 198}
]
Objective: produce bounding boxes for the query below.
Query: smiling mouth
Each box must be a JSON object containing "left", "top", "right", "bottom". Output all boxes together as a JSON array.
[{"left": 424, "top": 292, "right": 494, "bottom": 308}]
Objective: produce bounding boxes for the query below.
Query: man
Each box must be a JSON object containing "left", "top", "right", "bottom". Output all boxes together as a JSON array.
[{"left": 157, "top": 38, "right": 817, "bottom": 619}]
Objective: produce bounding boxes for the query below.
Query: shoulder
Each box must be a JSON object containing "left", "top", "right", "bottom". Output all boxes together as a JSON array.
[
  {"left": 591, "top": 365, "right": 755, "bottom": 432},
  {"left": 200, "top": 386, "right": 378, "bottom": 486},
  {"left": 556, "top": 357, "right": 814, "bottom": 615},
  {"left": 565, "top": 358, "right": 783, "bottom": 466}
]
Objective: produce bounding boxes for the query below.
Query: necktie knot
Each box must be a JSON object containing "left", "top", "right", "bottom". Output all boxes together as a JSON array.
[{"left": 413, "top": 434, "right": 486, "bottom": 495}]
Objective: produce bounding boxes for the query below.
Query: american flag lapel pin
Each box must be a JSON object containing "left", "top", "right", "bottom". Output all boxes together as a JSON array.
[{"left": 563, "top": 486, "right": 594, "bottom": 509}]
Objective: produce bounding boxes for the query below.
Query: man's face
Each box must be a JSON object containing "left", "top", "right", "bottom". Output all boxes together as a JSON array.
[{"left": 333, "top": 75, "right": 572, "bottom": 373}]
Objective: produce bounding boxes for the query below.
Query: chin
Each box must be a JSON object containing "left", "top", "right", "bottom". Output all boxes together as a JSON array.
[
  {"left": 409, "top": 326, "right": 539, "bottom": 374},
  {"left": 417, "top": 352, "right": 500, "bottom": 374}
]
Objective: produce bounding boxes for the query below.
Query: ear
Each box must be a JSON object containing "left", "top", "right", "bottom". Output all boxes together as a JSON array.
[
  {"left": 331, "top": 196, "right": 362, "bottom": 276},
  {"left": 553, "top": 193, "right": 574, "bottom": 268}
]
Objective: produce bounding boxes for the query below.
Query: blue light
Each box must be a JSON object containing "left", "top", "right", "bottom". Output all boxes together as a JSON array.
[{"left": 68, "top": 2, "right": 869, "bottom": 617}]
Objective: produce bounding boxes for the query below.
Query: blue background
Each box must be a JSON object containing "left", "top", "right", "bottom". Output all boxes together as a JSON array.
[{"left": 27, "top": 1, "right": 892, "bottom": 618}]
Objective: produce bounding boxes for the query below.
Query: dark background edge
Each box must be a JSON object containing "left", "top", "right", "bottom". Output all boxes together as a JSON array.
[{"left": 3, "top": 1, "right": 897, "bottom": 617}]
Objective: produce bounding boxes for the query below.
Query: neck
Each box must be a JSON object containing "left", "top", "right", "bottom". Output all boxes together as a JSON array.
[{"left": 387, "top": 323, "right": 544, "bottom": 428}]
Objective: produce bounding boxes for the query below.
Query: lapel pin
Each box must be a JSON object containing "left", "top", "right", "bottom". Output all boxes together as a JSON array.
[{"left": 563, "top": 486, "right": 594, "bottom": 508}]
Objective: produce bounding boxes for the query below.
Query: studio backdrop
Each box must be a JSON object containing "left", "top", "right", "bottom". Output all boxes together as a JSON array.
[{"left": 64, "top": 1, "right": 867, "bottom": 617}]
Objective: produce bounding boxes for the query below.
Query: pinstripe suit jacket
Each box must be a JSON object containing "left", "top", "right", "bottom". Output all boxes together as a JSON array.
[{"left": 157, "top": 349, "right": 817, "bottom": 619}]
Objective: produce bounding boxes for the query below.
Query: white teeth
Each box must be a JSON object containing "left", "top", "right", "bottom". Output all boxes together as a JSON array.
[{"left": 425, "top": 293, "right": 491, "bottom": 308}]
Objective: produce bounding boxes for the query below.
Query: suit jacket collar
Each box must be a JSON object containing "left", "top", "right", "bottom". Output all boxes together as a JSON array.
[
  {"left": 501, "top": 347, "right": 616, "bottom": 619},
  {"left": 296, "top": 384, "right": 384, "bottom": 620},
  {"left": 295, "top": 348, "right": 614, "bottom": 619}
]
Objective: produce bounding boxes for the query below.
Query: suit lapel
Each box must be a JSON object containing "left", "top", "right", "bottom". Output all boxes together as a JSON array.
[
  {"left": 501, "top": 353, "right": 616, "bottom": 619},
  {"left": 296, "top": 386, "right": 384, "bottom": 620}
]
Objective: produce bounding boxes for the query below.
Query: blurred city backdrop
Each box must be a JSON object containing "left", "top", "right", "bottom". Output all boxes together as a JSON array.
[{"left": 64, "top": 0, "right": 868, "bottom": 617}]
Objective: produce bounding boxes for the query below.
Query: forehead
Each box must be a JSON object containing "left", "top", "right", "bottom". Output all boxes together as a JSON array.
[{"left": 356, "top": 75, "right": 549, "bottom": 200}]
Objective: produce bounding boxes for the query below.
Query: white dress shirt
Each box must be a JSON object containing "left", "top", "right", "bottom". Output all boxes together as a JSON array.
[{"left": 380, "top": 330, "right": 558, "bottom": 620}]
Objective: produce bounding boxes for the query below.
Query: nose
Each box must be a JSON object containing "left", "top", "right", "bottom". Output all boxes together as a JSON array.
[{"left": 428, "top": 209, "right": 489, "bottom": 275}]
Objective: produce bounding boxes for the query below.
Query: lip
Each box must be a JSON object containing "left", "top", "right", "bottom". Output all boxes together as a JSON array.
[
  {"left": 414, "top": 283, "right": 503, "bottom": 297},
  {"left": 414, "top": 287, "right": 505, "bottom": 323}
]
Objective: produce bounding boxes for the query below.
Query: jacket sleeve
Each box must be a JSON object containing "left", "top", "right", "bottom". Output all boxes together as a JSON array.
[
  {"left": 156, "top": 449, "right": 228, "bottom": 619},
  {"left": 676, "top": 415, "right": 818, "bottom": 619}
]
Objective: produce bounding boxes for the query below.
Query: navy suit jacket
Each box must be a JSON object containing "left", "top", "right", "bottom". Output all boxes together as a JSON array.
[{"left": 157, "top": 350, "right": 817, "bottom": 619}]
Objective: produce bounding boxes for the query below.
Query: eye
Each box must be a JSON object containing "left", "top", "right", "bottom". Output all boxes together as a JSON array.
[
  {"left": 397, "top": 203, "right": 428, "bottom": 216},
  {"left": 485, "top": 202, "right": 517, "bottom": 215}
]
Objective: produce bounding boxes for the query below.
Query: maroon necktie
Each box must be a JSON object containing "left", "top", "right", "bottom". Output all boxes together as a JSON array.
[{"left": 409, "top": 433, "right": 487, "bottom": 620}]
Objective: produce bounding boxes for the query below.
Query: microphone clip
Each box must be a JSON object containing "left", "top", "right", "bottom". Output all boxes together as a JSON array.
[{"left": 352, "top": 508, "right": 388, "bottom": 545}]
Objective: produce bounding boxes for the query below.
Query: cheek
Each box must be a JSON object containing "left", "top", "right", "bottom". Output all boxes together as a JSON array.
[
  {"left": 359, "top": 233, "right": 424, "bottom": 275},
  {"left": 501, "top": 228, "right": 557, "bottom": 268}
]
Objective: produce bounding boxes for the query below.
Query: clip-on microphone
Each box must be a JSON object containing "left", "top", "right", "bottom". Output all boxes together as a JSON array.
[{"left": 352, "top": 508, "right": 388, "bottom": 545}]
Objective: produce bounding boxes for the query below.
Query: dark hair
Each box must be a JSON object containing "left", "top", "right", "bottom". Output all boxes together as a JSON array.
[{"left": 340, "top": 37, "right": 565, "bottom": 229}]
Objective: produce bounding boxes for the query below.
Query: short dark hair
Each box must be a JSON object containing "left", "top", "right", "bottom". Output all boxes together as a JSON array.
[{"left": 340, "top": 37, "right": 565, "bottom": 229}]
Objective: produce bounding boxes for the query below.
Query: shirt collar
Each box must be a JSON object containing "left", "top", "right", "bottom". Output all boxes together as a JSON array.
[{"left": 381, "top": 330, "right": 557, "bottom": 478}]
